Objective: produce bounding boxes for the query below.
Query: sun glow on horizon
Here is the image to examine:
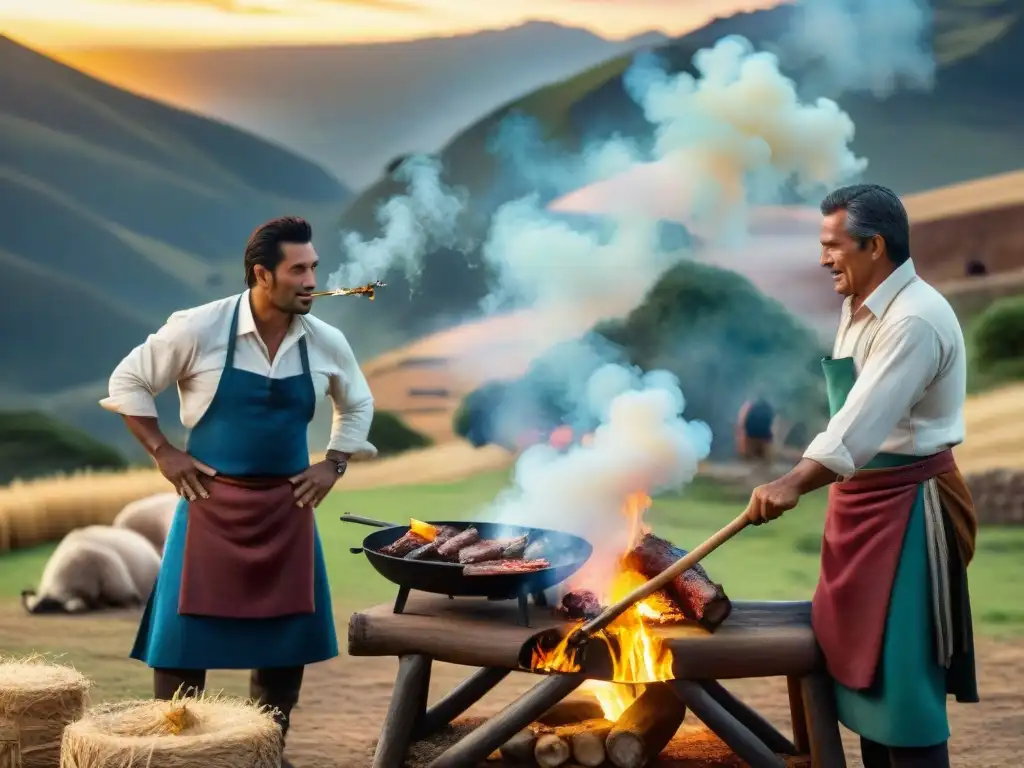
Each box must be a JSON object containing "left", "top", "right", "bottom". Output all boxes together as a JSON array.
[{"left": 0, "top": 0, "right": 781, "bottom": 50}]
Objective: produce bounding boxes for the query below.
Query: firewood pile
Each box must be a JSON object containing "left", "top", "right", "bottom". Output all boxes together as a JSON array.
[
  {"left": 966, "top": 469, "right": 1024, "bottom": 525},
  {"left": 491, "top": 685, "right": 687, "bottom": 768}
]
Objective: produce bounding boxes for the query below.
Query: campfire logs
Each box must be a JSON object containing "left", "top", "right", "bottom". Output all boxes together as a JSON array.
[{"left": 493, "top": 684, "right": 686, "bottom": 768}]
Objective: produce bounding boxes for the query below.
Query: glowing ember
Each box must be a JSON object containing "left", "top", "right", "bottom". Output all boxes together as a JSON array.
[
  {"left": 408, "top": 518, "right": 438, "bottom": 542},
  {"left": 530, "top": 492, "right": 675, "bottom": 720}
]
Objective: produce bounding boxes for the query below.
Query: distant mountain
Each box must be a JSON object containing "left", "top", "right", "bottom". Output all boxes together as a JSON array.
[
  {"left": 333, "top": 1, "right": 1024, "bottom": 345},
  {"left": 55, "top": 22, "right": 669, "bottom": 188},
  {"left": 0, "top": 36, "right": 351, "bottom": 455}
]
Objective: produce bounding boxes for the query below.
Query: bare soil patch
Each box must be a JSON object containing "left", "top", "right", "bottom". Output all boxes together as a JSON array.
[{"left": 0, "top": 602, "right": 1019, "bottom": 767}]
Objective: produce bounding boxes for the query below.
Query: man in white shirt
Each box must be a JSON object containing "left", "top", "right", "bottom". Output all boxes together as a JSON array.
[
  {"left": 101, "top": 216, "right": 376, "bottom": 767},
  {"left": 744, "top": 185, "right": 978, "bottom": 768}
]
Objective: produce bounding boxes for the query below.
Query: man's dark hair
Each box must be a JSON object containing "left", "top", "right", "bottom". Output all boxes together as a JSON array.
[
  {"left": 243, "top": 216, "right": 313, "bottom": 287},
  {"left": 820, "top": 183, "right": 911, "bottom": 265}
]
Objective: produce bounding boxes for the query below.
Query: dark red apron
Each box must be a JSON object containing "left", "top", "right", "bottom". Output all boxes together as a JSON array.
[
  {"left": 178, "top": 475, "right": 315, "bottom": 619},
  {"left": 812, "top": 450, "right": 956, "bottom": 689}
]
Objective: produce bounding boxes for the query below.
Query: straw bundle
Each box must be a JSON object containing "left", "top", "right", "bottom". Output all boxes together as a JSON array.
[
  {"left": 60, "top": 695, "right": 281, "bottom": 768},
  {"left": 0, "top": 655, "right": 92, "bottom": 768}
]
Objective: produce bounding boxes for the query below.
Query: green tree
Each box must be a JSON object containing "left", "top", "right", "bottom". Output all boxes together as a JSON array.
[
  {"left": 455, "top": 260, "right": 828, "bottom": 457},
  {"left": 0, "top": 411, "right": 128, "bottom": 484},
  {"left": 367, "top": 411, "right": 432, "bottom": 456}
]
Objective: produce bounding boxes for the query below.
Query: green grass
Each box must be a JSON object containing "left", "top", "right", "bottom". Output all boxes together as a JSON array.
[{"left": 3, "top": 472, "right": 1023, "bottom": 637}]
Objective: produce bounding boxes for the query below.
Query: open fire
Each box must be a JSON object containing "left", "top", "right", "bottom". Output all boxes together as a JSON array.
[{"left": 530, "top": 492, "right": 675, "bottom": 720}]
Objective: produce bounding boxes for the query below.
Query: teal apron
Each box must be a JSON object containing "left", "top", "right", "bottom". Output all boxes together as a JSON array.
[
  {"left": 821, "top": 355, "right": 948, "bottom": 747},
  {"left": 131, "top": 296, "right": 339, "bottom": 670}
]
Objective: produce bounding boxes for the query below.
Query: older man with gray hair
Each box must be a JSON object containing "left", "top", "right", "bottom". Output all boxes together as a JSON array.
[{"left": 744, "top": 184, "right": 979, "bottom": 768}]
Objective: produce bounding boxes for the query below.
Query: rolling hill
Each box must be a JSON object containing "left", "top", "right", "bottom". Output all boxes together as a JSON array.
[
  {"left": 334, "top": 0, "right": 1024, "bottom": 345},
  {"left": 54, "top": 23, "right": 668, "bottom": 188},
  {"left": 0, "top": 36, "right": 351, "bottom": 455}
]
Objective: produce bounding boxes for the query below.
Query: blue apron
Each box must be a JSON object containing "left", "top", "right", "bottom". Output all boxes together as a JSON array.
[
  {"left": 821, "top": 355, "right": 949, "bottom": 747},
  {"left": 131, "top": 296, "right": 339, "bottom": 670}
]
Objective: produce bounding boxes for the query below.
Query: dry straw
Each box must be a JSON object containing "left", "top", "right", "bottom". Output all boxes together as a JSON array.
[
  {"left": 0, "top": 654, "right": 92, "bottom": 768},
  {"left": 0, "top": 469, "right": 170, "bottom": 553},
  {"left": 60, "top": 694, "right": 281, "bottom": 768}
]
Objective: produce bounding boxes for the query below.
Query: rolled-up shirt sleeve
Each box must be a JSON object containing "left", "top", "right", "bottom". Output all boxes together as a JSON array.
[
  {"left": 99, "top": 312, "right": 199, "bottom": 417},
  {"left": 803, "top": 316, "right": 941, "bottom": 479},
  {"left": 325, "top": 330, "right": 377, "bottom": 459}
]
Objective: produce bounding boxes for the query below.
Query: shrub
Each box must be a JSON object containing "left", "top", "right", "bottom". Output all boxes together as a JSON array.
[
  {"left": 367, "top": 410, "right": 432, "bottom": 456},
  {"left": 0, "top": 410, "right": 128, "bottom": 485},
  {"left": 970, "top": 296, "right": 1024, "bottom": 376}
]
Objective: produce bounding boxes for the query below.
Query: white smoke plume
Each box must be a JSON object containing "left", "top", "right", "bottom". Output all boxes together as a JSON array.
[
  {"left": 483, "top": 364, "right": 713, "bottom": 569},
  {"left": 779, "top": 0, "right": 936, "bottom": 98},
  {"left": 326, "top": 155, "right": 468, "bottom": 289},
  {"left": 480, "top": 34, "right": 867, "bottom": 312}
]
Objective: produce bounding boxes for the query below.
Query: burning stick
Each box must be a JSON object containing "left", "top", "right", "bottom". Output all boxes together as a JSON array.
[{"left": 309, "top": 280, "right": 386, "bottom": 300}]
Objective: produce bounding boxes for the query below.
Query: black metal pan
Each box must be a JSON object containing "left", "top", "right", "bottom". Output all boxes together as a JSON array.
[{"left": 340, "top": 513, "right": 592, "bottom": 626}]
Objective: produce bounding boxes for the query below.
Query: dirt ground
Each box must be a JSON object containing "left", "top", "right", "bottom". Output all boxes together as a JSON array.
[{"left": 2, "top": 603, "right": 1021, "bottom": 767}]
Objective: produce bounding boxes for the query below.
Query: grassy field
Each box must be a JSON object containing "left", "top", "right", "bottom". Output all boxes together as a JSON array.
[{"left": 3, "top": 470, "right": 1022, "bottom": 638}]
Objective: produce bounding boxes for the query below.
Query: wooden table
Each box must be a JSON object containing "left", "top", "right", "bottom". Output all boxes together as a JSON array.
[{"left": 348, "top": 595, "right": 848, "bottom": 768}]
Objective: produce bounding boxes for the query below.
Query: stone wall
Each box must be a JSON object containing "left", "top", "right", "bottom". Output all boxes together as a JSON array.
[{"left": 967, "top": 469, "right": 1024, "bottom": 525}]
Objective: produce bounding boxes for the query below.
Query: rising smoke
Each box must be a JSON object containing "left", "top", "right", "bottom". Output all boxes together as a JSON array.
[
  {"left": 328, "top": 1, "right": 937, "bottom": 558},
  {"left": 326, "top": 155, "right": 468, "bottom": 290},
  {"left": 484, "top": 364, "right": 713, "bottom": 569},
  {"left": 779, "top": 0, "right": 936, "bottom": 98}
]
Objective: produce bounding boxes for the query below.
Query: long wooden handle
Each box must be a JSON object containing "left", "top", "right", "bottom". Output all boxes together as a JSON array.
[{"left": 569, "top": 512, "right": 750, "bottom": 644}]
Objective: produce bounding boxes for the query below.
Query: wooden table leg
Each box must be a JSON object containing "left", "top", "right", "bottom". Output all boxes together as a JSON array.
[
  {"left": 415, "top": 667, "right": 512, "bottom": 739},
  {"left": 701, "top": 680, "right": 798, "bottom": 755},
  {"left": 671, "top": 680, "right": 786, "bottom": 768},
  {"left": 371, "top": 654, "right": 433, "bottom": 768},
  {"left": 787, "top": 675, "right": 810, "bottom": 754},
  {"left": 800, "top": 674, "right": 847, "bottom": 767},
  {"left": 427, "top": 673, "right": 586, "bottom": 768}
]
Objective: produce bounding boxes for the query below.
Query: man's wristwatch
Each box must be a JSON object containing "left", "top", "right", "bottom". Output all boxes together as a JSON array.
[{"left": 328, "top": 457, "right": 348, "bottom": 476}]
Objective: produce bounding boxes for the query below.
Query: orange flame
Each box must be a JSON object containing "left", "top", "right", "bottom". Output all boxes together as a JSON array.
[
  {"left": 409, "top": 518, "right": 438, "bottom": 542},
  {"left": 530, "top": 492, "right": 674, "bottom": 720}
]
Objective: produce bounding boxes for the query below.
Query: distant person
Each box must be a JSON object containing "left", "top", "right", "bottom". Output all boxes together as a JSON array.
[
  {"left": 744, "top": 184, "right": 978, "bottom": 768},
  {"left": 965, "top": 259, "right": 987, "bottom": 277},
  {"left": 735, "top": 397, "right": 775, "bottom": 463},
  {"left": 100, "top": 216, "right": 376, "bottom": 768}
]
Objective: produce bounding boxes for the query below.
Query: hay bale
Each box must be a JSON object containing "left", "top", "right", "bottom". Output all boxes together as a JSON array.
[
  {"left": 0, "top": 655, "right": 91, "bottom": 768},
  {"left": 60, "top": 695, "right": 281, "bottom": 768}
]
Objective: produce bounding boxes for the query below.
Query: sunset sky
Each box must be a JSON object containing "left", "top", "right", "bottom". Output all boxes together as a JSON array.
[{"left": 1, "top": 0, "right": 781, "bottom": 49}]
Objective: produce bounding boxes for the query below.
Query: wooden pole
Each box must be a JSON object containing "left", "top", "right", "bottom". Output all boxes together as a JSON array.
[
  {"left": 786, "top": 675, "right": 810, "bottom": 754},
  {"left": 371, "top": 654, "right": 432, "bottom": 768},
  {"left": 670, "top": 679, "right": 785, "bottom": 768},
  {"left": 800, "top": 674, "right": 847, "bottom": 767},
  {"left": 571, "top": 514, "right": 749, "bottom": 643},
  {"left": 415, "top": 667, "right": 511, "bottom": 739},
  {"left": 428, "top": 674, "right": 586, "bottom": 768},
  {"left": 700, "top": 679, "right": 798, "bottom": 755}
]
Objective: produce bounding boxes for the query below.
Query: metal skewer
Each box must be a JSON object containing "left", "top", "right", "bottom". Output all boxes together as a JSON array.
[{"left": 309, "top": 280, "right": 386, "bottom": 299}]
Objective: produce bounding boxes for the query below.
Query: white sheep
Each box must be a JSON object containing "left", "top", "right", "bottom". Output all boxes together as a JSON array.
[
  {"left": 21, "top": 525, "right": 162, "bottom": 614},
  {"left": 112, "top": 492, "right": 178, "bottom": 555}
]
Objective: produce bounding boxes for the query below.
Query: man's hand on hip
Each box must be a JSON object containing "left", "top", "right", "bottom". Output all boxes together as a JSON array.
[
  {"left": 290, "top": 460, "right": 344, "bottom": 508},
  {"left": 745, "top": 477, "right": 801, "bottom": 525},
  {"left": 155, "top": 444, "right": 214, "bottom": 501}
]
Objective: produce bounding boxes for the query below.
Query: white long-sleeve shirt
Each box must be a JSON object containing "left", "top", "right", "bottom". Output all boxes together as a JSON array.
[
  {"left": 803, "top": 258, "right": 966, "bottom": 480},
  {"left": 100, "top": 291, "right": 377, "bottom": 459}
]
